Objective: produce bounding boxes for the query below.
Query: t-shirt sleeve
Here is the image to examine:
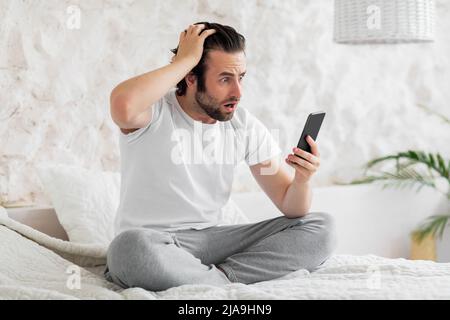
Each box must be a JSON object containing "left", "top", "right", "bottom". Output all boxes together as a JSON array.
[
  {"left": 244, "top": 111, "right": 282, "bottom": 166},
  {"left": 118, "top": 97, "right": 164, "bottom": 143}
]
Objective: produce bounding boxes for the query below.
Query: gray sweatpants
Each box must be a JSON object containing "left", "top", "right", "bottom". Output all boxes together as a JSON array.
[{"left": 104, "top": 212, "right": 336, "bottom": 292}]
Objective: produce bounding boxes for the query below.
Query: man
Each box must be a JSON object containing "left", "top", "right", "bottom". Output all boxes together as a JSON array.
[{"left": 105, "top": 22, "right": 336, "bottom": 291}]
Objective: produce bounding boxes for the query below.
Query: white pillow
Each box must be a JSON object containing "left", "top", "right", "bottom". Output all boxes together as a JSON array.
[
  {"left": 36, "top": 164, "right": 120, "bottom": 246},
  {"left": 0, "top": 205, "right": 8, "bottom": 219}
]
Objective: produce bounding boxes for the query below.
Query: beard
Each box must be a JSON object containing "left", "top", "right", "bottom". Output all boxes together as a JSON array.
[{"left": 195, "top": 89, "right": 237, "bottom": 122}]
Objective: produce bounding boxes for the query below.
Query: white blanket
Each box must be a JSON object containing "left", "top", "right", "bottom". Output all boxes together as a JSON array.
[{"left": 1, "top": 213, "right": 450, "bottom": 300}]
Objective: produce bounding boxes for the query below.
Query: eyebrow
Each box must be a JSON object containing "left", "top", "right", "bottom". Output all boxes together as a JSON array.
[{"left": 218, "top": 71, "right": 247, "bottom": 77}]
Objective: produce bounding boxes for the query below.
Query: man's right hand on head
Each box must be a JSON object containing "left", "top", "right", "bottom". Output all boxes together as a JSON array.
[
  {"left": 111, "top": 24, "right": 217, "bottom": 132},
  {"left": 171, "top": 24, "right": 217, "bottom": 66}
]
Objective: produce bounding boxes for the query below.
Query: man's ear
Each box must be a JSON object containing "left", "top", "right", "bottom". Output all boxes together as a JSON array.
[{"left": 185, "top": 72, "right": 197, "bottom": 88}]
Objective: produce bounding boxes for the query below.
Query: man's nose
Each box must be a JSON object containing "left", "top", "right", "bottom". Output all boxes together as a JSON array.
[{"left": 231, "top": 80, "right": 242, "bottom": 99}]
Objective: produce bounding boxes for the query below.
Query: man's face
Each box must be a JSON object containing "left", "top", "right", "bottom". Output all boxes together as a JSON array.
[{"left": 194, "top": 50, "right": 246, "bottom": 121}]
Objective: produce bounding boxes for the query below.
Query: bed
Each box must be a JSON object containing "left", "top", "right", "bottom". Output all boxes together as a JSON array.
[{"left": 1, "top": 188, "right": 450, "bottom": 300}]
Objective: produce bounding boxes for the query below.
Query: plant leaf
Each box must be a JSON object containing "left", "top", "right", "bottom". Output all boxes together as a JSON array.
[{"left": 414, "top": 214, "right": 450, "bottom": 243}]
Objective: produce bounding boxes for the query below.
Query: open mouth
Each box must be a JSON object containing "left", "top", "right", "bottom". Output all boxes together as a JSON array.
[{"left": 223, "top": 102, "right": 237, "bottom": 112}]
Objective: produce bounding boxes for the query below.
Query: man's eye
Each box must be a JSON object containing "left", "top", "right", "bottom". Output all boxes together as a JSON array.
[{"left": 220, "top": 76, "right": 244, "bottom": 83}]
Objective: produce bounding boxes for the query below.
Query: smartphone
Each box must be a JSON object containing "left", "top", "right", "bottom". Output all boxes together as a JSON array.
[{"left": 296, "top": 111, "right": 326, "bottom": 155}]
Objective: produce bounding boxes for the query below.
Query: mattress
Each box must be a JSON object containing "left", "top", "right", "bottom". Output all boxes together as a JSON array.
[{"left": 1, "top": 212, "right": 450, "bottom": 300}]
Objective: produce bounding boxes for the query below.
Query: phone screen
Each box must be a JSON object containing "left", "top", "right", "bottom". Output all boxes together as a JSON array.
[{"left": 296, "top": 111, "right": 326, "bottom": 154}]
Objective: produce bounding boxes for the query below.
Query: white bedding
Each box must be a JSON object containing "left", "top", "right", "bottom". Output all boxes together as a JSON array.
[{"left": 1, "top": 212, "right": 450, "bottom": 300}]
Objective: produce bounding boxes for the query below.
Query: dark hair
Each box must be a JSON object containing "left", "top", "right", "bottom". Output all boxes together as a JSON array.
[{"left": 170, "top": 22, "right": 246, "bottom": 96}]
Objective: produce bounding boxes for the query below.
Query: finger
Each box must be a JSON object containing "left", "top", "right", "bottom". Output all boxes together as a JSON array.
[
  {"left": 188, "top": 23, "right": 203, "bottom": 30},
  {"left": 285, "top": 158, "right": 309, "bottom": 173},
  {"left": 306, "top": 135, "right": 320, "bottom": 157},
  {"left": 192, "top": 24, "right": 206, "bottom": 35},
  {"left": 193, "top": 23, "right": 205, "bottom": 29},
  {"left": 285, "top": 158, "right": 299, "bottom": 169},
  {"left": 201, "top": 28, "right": 217, "bottom": 38},
  {"left": 186, "top": 24, "right": 196, "bottom": 34},
  {"left": 287, "top": 155, "right": 316, "bottom": 171},
  {"left": 292, "top": 147, "right": 319, "bottom": 165}
]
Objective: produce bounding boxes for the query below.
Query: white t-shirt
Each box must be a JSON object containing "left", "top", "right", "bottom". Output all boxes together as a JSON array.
[{"left": 114, "top": 89, "right": 281, "bottom": 234}]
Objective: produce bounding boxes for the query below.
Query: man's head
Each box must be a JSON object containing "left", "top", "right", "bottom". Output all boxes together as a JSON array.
[{"left": 171, "top": 22, "right": 246, "bottom": 122}]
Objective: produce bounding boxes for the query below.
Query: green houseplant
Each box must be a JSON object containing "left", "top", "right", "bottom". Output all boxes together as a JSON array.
[{"left": 339, "top": 106, "right": 450, "bottom": 245}]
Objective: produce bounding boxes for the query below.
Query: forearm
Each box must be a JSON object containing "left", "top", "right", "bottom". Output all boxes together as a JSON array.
[
  {"left": 111, "top": 58, "right": 195, "bottom": 116},
  {"left": 280, "top": 180, "right": 313, "bottom": 218}
]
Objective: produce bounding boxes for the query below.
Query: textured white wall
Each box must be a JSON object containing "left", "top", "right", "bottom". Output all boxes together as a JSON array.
[{"left": 0, "top": 0, "right": 449, "bottom": 205}]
